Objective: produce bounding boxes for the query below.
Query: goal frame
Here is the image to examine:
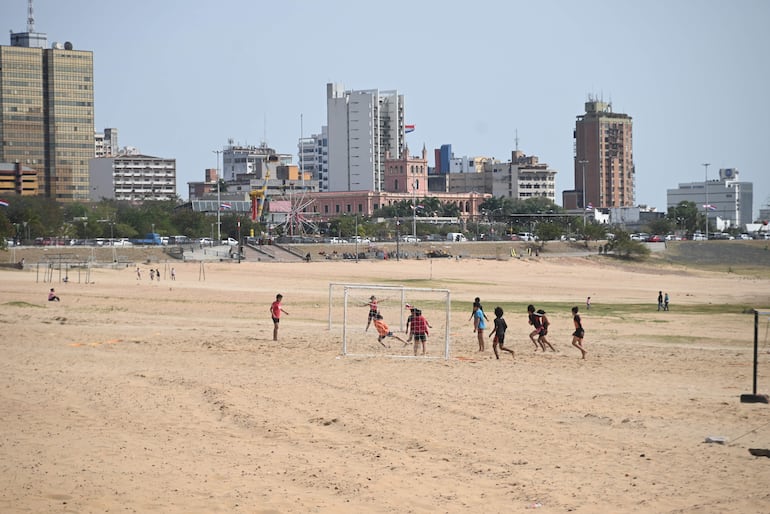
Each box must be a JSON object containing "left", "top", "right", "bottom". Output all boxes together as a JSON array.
[{"left": 332, "top": 283, "right": 451, "bottom": 360}]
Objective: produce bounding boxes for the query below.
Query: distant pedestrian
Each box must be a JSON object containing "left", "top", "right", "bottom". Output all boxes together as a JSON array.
[
  {"left": 657, "top": 291, "right": 663, "bottom": 311},
  {"left": 571, "top": 306, "right": 587, "bottom": 359},
  {"left": 489, "top": 306, "right": 514, "bottom": 359},
  {"left": 170, "top": 267, "right": 176, "bottom": 281},
  {"left": 156, "top": 268, "right": 161, "bottom": 281},
  {"left": 48, "top": 288, "right": 60, "bottom": 302},
  {"left": 136, "top": 267, "right": 141, "bottom": 280},
  {"left": 586, "top": 296, "right": 591, "bottom": 310},
  {"left": 149, "top": 268, "right": 155, "bottom": 281},
  {"left": 664, "top": 292, "right": 670, "bottom": 311},
  {"left": 269, "top": 294, "right": 289, "bottom": 341}
]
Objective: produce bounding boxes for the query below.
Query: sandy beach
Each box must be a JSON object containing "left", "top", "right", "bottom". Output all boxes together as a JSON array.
[{"left": 1, "top": 250, "right": 770, "bottom": 513}]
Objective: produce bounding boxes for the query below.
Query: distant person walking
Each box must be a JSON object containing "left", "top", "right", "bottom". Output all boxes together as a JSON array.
[
  {"left": 571, "top": 306, "right": 587, "bottom": 359},
  {"left": 170, "top": 267, "right": 176, "bottom": 281},
  {"left": 136, "top": 267, "right": 142, "bottom": 280},
  {"left": 48, "top": 288, "right": 60, "bottom": 302},
  {"left": 586, "top": 296, "right": 591, "bottom": 310},
  {"left": 664, "top": 292, "right": 670, "bottom": 311},
  {"left": 657, "top": 291, "right": 663, "bottom": 311},
  {"left": 489, "top": 306, "right": 514, "bottom": 359},
  {"left": 269, "top": 294, "right": 289, "bottom": 341}
]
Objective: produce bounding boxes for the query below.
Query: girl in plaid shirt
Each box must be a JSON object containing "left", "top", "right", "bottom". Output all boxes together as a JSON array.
[{"left": 410, "top": 309, "right": 431, "bottom": 356}]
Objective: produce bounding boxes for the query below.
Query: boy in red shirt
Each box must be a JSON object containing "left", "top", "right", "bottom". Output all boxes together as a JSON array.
[{"left": 269, "top": 294, "right": 288, "bottom": 341}]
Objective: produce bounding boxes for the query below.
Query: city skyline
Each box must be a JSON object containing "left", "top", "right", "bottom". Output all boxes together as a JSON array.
[{"left": 1, "top": 0, "right": 768, "bottom": 218}]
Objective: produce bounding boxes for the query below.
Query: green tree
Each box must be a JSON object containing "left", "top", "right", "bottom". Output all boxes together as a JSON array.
[
  {"left": 604, "top": 230, "right": 650, "bottom": 259},
  {"left": 667, "top": 201, "right": 705, "bottom": 235}
]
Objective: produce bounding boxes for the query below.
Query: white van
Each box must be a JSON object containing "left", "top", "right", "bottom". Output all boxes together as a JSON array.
[{"left": 447, "top": 232, "right": 467, "bottom": 242}]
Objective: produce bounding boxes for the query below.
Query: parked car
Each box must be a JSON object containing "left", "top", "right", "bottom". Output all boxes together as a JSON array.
[
  {"left": 221, "top": 237, "right": 238, "bottom": 246},
  {"left": 647, "top": 235, "right": 664, "bottom": 242},
  {"left": 517, "top": 232, "right": 537, "bottom": 242},
  {"left": 351, "top": 236, "right": 371, "bottom": 244},
  {"left": 400, "top": 235, "right": 421, "bottom": 243}
]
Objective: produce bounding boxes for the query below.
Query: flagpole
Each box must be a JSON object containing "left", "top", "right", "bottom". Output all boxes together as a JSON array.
[{"left": 703, "top": 163, "right": 710, "bottom": 241}]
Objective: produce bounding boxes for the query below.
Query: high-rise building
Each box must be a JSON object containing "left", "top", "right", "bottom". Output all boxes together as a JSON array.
[
  {"left": 0, "top": 6, "right": 94, "bottom": 202},
  {"left": 298, "top": 126, "right": 329, "bottom": 191},
  {"left": 90, "top": 154, "right": 176, "bottom": 202},
  {"left": 95, "top": 128, "right": 119, "bottom": 158},
  {"left": 326, "top": 83, "right": 405, "bottom": 192},
  {"left": 567, "top": 100, "right": 635, "bottom": 210}
]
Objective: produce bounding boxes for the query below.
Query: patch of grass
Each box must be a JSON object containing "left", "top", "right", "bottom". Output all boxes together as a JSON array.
[{"left": 3, "top": 301, "right": 43, "bottom": 308}]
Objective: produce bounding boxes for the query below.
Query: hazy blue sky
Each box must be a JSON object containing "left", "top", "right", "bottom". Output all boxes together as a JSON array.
[{"left": 3, "top": 0, "right": 768, "bottom": 217}]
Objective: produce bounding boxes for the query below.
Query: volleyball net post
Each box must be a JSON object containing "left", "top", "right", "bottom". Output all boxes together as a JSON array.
[{"left": 740, "top": 309, "right": 770, "bottom": 404}]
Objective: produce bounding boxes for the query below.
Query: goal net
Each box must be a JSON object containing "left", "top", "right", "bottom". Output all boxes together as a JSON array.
[{"left": 329, "top": 283, "right": 451, "bottom": 359}]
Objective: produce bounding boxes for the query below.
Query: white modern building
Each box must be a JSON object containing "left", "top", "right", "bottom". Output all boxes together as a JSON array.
[
  {"left": 298, "top": 126, "right": 329, "bottom": 191},
  {"left": 220, "top": 141, "right": 292, "bottom": 182},
  {"left": 90, "top": 154, "right": 176, "bottom": 202},
  {"left": 95, "top": 128, "right": 118, "bottom": 158},
  {"left": 326, "top": 83, "right": 405, "bottom": 192},
  {"left": 667, "top": 168, "right": 753, "bottom": 229}
]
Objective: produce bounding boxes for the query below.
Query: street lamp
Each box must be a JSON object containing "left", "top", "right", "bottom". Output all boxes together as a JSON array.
[
  {"left": 213, "top": 149, "right": 223, "bottom": 242},
  {"left": 578, "top": 159, "right": 589, "bottom": 227},
  {"left": 702, "top": 163, "right": 710, "bottom": 240}
]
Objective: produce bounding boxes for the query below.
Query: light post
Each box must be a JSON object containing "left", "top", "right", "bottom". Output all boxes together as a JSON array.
[
  {"left": 412, "top": 180, "right": 418, "bottom": 244},
  {"left": 703, "top": 163, "right": 710, "bottom": 240},
  {"left": 213, "top": 149, "right": 223, "bottom": 243},
  {"left": 578, "top": 159, "right": 589, "bottom": 228}
]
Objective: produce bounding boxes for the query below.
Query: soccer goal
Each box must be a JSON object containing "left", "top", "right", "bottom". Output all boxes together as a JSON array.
[
  {"left": 330, "top": 283, "right": 451, "bottom": 360},
  {"left": 740, "top": 309, "right": 770, "bottom": 404}
]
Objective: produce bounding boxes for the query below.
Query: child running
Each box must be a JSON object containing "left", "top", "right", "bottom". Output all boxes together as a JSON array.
[
  {"left": 372, "top": 313, "right": 407, "bottom": 348},
  {"left": 527, "top": 304, "right": 544, "bottom": 351},
  {"left": 537, "top": 309, "right": 556, "bottom": 352},
  {"left": 489, "top": 306, "right": 514, "bottom": 359},
  {"left": 571, "top": 306, "right": 587, "bottom": 359}
]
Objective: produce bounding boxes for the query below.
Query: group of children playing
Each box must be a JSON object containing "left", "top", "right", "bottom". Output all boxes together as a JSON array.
[
  {"left": 365, "top": 294, "right": 587, "bottom": 360},
  {"left": 365, "top": 296, "right": 431, "bottom": 356},
  {"left": 474, "top": 299, "right": 587, "bottom": 359}
]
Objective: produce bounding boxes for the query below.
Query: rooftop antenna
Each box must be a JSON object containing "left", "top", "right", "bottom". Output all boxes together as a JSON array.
[
  {"left": 514, "top": 129, "right": 519, "bottom": 152},
  {"left": 27, "top": 0, "right": 35, "bottom": 32}
]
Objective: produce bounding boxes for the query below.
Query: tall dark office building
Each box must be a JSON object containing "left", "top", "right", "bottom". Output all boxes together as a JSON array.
[
  {"left": 0, "top": 2, "right": 94, "bottom": 202},
  {"left": 568, "top": 99, "right": 635, "bottom": 210}
]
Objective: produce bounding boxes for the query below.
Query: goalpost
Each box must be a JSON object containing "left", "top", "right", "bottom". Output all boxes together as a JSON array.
[
  {"left": 330, "top": 283, "right": 451, "bottom": 360},
  {"left": 741, "top": 309, "right": 770, "bottom": 404}
]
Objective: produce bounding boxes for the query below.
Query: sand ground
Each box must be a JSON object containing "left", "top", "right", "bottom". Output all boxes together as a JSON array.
[{"left": 1, "top": 253, "right": 770, "bottom": 513}]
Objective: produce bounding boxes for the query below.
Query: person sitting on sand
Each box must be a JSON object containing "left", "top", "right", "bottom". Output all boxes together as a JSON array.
[{"left": 48, "top": 288, "right": 60, "bottom": 302}]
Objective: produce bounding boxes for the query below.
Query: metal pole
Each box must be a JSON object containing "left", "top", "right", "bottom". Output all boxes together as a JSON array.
[
  {"left": 579, "top": 160, "right": 589, "bottom": 227},
  {"left": 703, "top": 163, "right": 710, "bottom": 240},
  {"left": 213, "top": 150, "right": 223, "bottom": 242},
  {"left": 753, "top": 309, "right": 759, "bottom": 396}
]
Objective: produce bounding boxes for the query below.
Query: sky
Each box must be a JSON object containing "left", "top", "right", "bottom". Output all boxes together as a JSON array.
[{"left": 2, "top": 0, "right": 769, "bottom": 218}]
